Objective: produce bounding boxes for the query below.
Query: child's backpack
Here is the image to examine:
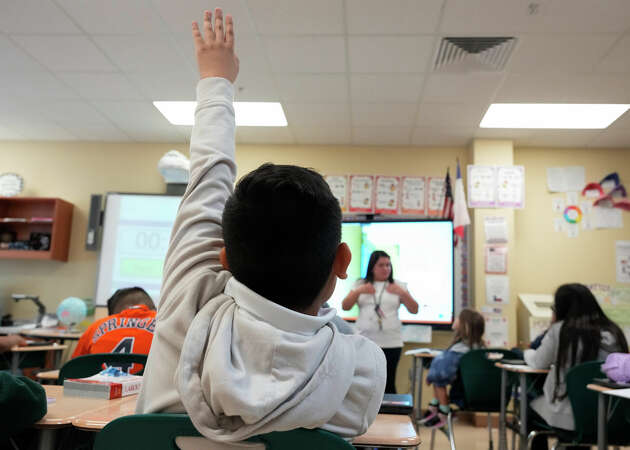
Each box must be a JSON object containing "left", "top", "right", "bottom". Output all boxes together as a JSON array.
[{"left": 602, "top": 353, "right": 630, "bottom": 383}]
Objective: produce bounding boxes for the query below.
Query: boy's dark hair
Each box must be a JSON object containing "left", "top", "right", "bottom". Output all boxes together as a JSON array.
[
  {"left": 106, "top": 287, "right": 155, "bottom": 315},
  {"left": 222, "top": 163, "right": 342, "bottom": 312}
]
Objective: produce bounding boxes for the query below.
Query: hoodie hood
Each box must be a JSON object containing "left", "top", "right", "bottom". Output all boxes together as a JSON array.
[{"left": 176, "top": 278, "right": 356, "bottom": 442}]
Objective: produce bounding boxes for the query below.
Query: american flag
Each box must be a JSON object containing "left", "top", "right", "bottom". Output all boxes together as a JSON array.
[{"left": 442, "top": 168, "right": 453, "bottom": 220}]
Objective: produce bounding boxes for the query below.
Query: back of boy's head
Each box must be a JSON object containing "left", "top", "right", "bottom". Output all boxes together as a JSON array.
[
  {"left": 222, "top": 163, "right": 342, "bottom": 312},
  {"left": 107, "top": 287, "right": 156, "bottom": 315}
]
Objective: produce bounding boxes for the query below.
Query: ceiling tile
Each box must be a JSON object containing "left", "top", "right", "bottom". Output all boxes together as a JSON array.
[
  {"left": 58, "top": 122, "right": 131, "bottom": 141},
  {"left": 508, "top": 34, "right": 618, "bottom": 74},
  {"left": 284, "top": 103, "right": 349, "bottom": 127},
  {"left": 417, "top": 103, "right": 486, "bottom": 128},
  {"left": 293, "top": 127, "right": 351, "bottom": 145},
  {"left": 440, "top": 0, "right": 553, "bottom": 34},
  {"left": 276, "top": 74, "right": 349, "bottom": 103},
  {"left": 474, "top": 128, "right": 533, "bottom": 141},
  {"left": 236, "top": 127, "right": 295, "bottom": 144},
  {"left": 0, "top": 124, "right": 24, "bottom": 140},
  {"left": 588, "top": 128, "right": 630, "bottom": 148},
  {"left": 346, "top": 0, "right": 443, "bottom": 34},
  {"left": 56, "top": 73, "right": 144, "bottom": 101},
  {"left": 352, "top": 103, "right": 418, "bottom": 127},
  {"left": 0, "top": 0, "right": 80, "bottom": 34},
  {"left": 609, "top": 111, "right": 630, "bottom": 129},
  {"left": 263, "top": 36, "right": 346, "bottom": 73},
  {"left": 0, "top": 70, "right": 81, "bottom": 101},
  {"left": 152, "top": 0, "right": 257, "bottom": 35},
  {"left": 599, "top": 35, "right": 630, "bottom": 74},
  {"left": 0, "top": 115, "right": 78, "bottom": 140},
  {"left": 542, "top": 0, "right": 630, "bottom": 33},
  {"left": 352, "top": 127, "right": 412, "bottom": 146},
  {"left": 56, "top": 0, "right": 164, "bottom": 34},
  {"left": 348, "top": 36, "right": 434, "bottom": 73},
  {"left": 0, "top": 36, "right": 42, "bottom": 73},
  {"left": 12, "top": 35, "right": 116, "bottom": 72},
  {"left": 126, "top": 71, "right": 197, "bottom": 101},
  {"left": 245, "top": 0, "right": 344, "bottom": 35},
  {"left": 350, "top": 74, "right": 424, "bottom": 103},
  {"left": 38, "top": 101, "right": 111, "bottom": 125},
  {"left": 411, "top": 127, "right": 474, "bottom": 147},
  {"left": 234, "top": 71, "right": 280, "bottom": 102},
  {"left": 520, "top": 130, "right": 603, "bottom": 148},
  {"left": 422, "top": 73, "right": 503, "bottom": 104},
  {"left": 93, "top": 34, "right": 192, "bottom": 74}
]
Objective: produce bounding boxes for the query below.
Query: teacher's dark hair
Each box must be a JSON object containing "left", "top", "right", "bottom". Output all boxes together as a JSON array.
[{"left": 364, "top": 250, "right": 394, "bottom": 284}]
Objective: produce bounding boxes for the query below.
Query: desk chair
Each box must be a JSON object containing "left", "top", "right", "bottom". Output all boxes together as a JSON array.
[
  {"left": 57, "top": 353, "right": 147, "bottom": 384},
  {"left": 429, "top": 349, "right": 519, "bottom": 450},
  {"left": 94, "top": 414, "right": 354, "bottom": 450},
  {"left": 528, "top": 361, "right": 630, "bottom": 449}
]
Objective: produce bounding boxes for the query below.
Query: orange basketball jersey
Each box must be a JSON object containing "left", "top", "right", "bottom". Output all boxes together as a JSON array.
[{"left": 72, "top": 304, "right": 157, "bottom": 373}]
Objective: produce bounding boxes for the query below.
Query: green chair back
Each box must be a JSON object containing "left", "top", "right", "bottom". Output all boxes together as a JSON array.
[
  {"left": 459, "top": 348, "right": 519, "bottom": 412},
  {"left": 565, "top": 361, "right": 629, "bottom": 445},
  {"left": 94, "top": 414, "right": 354, "bottom": 450},
  {"left": 58, "top": 353, "right": 147, "bottom": 384}
]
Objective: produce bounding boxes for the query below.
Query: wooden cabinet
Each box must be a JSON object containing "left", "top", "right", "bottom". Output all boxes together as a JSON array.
[{"left": 0, "top": 197, "right": 73, "bottom": 261}]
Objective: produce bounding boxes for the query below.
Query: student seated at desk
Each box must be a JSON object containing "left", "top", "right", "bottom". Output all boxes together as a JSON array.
[
  {"left": 137, "top": 8, "right": 386, "bottom": 443},
  {"left": 72, "top": 287, "right": 156, "bottom": 373},
  {"left": 0, "top": 336, "right": 47, "bottom": 446},
  {"left": 524, "top": 283, "right": 629, "bottom": 450},
  {"left": 420, "top": 309, "right": 485, "bottom": 428}
]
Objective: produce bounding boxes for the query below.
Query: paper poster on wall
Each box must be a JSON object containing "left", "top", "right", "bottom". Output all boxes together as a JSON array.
[
  {"left": 552, "top": 197, "right": 565, "bottom": 213},
  {"left": 484, "top": 216, "right": 508, "bottom": 243},
  {"left": 468, "top": 165, "right": 496, "bottom": 208},
  {"left": 496, "top": 165, "right": 525, "bottom": 208},
  {"left": 593, "top": 206, "right": 623, "bottom": 229},
  {"left": 566, "top": 191, "right": 578, "bottom": 206},
  {"left": 348, "top": 175, "right": 374, "bottom": 213},
  {"left": 400, "top": 176, "right": 426, "bottom": 215},
  {"left": 374, "top": 176, "right": 400, "bottom": 215},
  {"left": 486, "top": 274, "right": 510, "bottom": 305},
  {"left": 553, "top": 217, "right": 564, "bottom": 232},
  {"left": 485, "top": 245, "right": 508, "bottom": 274},
  {"left": 427, "top": 177, "right": 445, "bottom": 216},
  {"left": 617, "top": 241, "right": 630, "bottom": 284},
  {"left": 566, "top": 223, "right": 579, "bottom": 238},
  {"left": 325, "top": 175, "right": 348, "bottom": 212},
  {"left": 546, "top": 166, "right": 585, "bottom": 193},
  {"left": 483, "top": 315, "right": 509, "bottom": 348}
]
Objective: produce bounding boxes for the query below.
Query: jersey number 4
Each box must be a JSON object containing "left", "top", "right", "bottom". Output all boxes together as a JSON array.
[{"left": 112, "top": 337, "right": 135, "bottom": 373}]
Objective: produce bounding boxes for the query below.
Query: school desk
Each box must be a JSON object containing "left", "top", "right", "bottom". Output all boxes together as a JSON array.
[
  {"left": 36, "top": 369, "right": 60, "bottom": 384},
  {"left": 5, "top": 343, "right": 67, "bottom": 375},
  {"left": 405, "top": 350, "right": 437, "bottom": 422},
  {"left": 587, "top": 383, "right": 630, "bottom": 450},
  {"left": 22, "top": 327, "right": 82, "bottom": 344},
  {"left": 38, "top": 386, "right": 420, "bottom": 449},
  {"left": 495, "top": 362, "right": 549, "bottom": 450}
]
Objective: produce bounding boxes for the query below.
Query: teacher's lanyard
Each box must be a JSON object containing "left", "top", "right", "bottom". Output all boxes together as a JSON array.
[{"left": 373, "top": 282, "right": 387, "bottom": 331}]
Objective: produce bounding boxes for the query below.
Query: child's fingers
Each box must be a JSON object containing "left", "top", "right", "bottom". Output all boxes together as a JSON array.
[
  {"left": 225, "top": 14, "right": 235, "bottom": 47},
  {"left": 203, "top": 10, "right": 215, "bottom": 42},
  {"left": 214, "top": 7, "right": 224, "bottom": 42},
  {"left": 191, "top": 21, "right": 204, "bottom": 49}
]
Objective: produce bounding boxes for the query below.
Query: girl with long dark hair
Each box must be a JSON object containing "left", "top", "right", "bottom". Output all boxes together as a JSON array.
[
  {"left": 525, "top": 283, "right": 628, "bottom": 438},
  {"left": 342, "top": 250, "right": 419, "bottom": 393}
]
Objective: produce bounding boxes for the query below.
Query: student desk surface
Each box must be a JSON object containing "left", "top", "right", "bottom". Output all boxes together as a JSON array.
[
  {"left": 587, "top": 383, "right": 630, "bottom": 450},
  {"left": 6, "top": 343, "right": 67, "bottom": 374},
  {"left": 22, "top": 328, "right": 82, "bottom": 343},
  {"left": 39, "top": 386, "right": 420, "bottom": 448}
]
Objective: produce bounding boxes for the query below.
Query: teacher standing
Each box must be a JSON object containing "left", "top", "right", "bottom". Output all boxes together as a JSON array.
[{"left": 342, "top": 250, "right": 419, "bottom": 393}]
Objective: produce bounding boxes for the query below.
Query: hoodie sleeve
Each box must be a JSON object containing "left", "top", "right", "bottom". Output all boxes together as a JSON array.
[
  {"left": 320, "top": 336, "right": 386, "bottom": 437},
  {"left": 0, "top": 372, "right": 47, "bottom": 436}
]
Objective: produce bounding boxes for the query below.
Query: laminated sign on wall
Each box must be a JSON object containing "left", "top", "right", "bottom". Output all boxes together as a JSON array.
[
  {"left": 427, "top": 177, "right": 445, "bottom": 217},
  {"left": 400, "top": 176, "right": 426, "bottom": 215},
  {"left": 349, "top": 175, "right": 374, "bottom": 213},
  {"left": 325, "top": 175, "right": 348, "bottom": 212},
  {"left": 374, "top": 176, "right": 400, "bottom": 215}
]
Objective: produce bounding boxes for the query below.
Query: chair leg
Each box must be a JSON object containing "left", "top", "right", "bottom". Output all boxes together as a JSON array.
[
  {"left": 511, "top": 427, "right": 517, "bottom": 450},
  {"left": 488, "top": 413, "right": 494, "bottom": 450},
  {"left": 430, "top": 426, "right": 437, "bottom": 450},
  {"left": 447, "top": 411, "right": 456, "bottom": 450}
]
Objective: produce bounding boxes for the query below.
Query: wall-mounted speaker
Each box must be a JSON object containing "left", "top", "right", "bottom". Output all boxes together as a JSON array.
[{"left": 85, "top": 194, "right": 102, "bottom": 251}]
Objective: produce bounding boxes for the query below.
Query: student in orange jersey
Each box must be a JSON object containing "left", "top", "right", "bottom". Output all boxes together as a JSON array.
[{"left": 72, "top": 287, "right": 156, "bottom": 373}]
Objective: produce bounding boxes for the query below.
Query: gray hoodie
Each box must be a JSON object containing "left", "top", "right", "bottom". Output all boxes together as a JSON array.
[
  {"left": 136, "top": 77, "right": 386, "bottom": 442},
  {"left": 524, "top": 320, "right": 622, "bottom": 430}
]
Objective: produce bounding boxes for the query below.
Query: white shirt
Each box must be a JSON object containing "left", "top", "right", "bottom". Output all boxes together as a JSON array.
[{"left": 354, "top": 280, "right": 407, "bottom": 348}]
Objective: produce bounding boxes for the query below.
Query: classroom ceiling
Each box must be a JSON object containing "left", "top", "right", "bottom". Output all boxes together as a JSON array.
[{"left": 1, "top": 0, "right": 630, "bottom": 148}]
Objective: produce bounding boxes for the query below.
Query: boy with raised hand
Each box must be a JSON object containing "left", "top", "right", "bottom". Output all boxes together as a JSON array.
[{"left": 136, "top": 8, "right": 386, "bottom": 442}]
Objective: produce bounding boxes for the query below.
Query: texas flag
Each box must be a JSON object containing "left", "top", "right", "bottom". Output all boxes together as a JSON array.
[{"left": 453, "top": 160, "right": 470, "bottom": 240}]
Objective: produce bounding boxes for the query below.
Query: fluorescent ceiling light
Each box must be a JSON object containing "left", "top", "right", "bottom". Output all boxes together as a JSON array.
[
  {"left": 480, "top": 103, "right": 630, "bottom": 129},
  {"left": 153, "top": 101, "right": 287, "bottom": 127}
]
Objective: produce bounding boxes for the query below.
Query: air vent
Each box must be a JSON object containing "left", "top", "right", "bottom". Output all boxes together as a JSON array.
[{"left": 434, "top": 37, "right": 517, "bottom": 72}]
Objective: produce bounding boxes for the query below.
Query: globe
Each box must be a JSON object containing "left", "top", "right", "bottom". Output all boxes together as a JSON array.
[{"left": 56, "top": 297, "right": 87, "bottom": 330}]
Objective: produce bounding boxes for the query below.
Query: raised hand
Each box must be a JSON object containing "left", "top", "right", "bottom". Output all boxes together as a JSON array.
[{"left": 192, "top": 8, "right": 239, "bottom": 83}]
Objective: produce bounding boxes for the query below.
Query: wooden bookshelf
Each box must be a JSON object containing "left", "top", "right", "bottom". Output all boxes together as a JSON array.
[{"left": 0, "top": 197, "right": 73, "bottom": 261}]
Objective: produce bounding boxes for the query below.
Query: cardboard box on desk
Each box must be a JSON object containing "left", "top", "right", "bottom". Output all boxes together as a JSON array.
[{"left": 63, "top": 373, "right": 142, "bottom": 399}]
